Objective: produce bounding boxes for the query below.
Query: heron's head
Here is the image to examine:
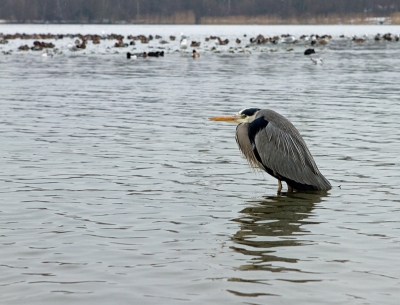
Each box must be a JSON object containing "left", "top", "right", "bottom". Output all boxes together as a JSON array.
[{"left": 209, "top": 108, "right": 260, "bottom": 124}]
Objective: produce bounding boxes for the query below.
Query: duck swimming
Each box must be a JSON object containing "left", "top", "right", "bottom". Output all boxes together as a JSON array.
[
  {"left": 126, "top": 52, "right": 137, "bottom": 59},
  {"left": 192, "top": 49, "right": 200, "bottom": 58},
  {"left": 304, "top": 48, "right": 315, "bottom": 55}
]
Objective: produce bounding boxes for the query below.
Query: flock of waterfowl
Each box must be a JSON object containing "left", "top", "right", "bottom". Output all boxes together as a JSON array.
[{"left": 0, "top": 31, "right": 399, "bottom": 58}]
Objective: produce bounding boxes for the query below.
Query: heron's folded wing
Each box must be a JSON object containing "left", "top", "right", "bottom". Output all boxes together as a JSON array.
[{"left": 254, "top": 122, "right": 328, "bottom": 188}]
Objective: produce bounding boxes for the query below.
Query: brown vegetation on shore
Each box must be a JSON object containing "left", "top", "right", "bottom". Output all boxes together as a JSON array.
[
  {"left": 119, "top": 13, "right": 398, "bottom": 25},
  {"left": 391, "top": 12, "right": 400, "bottom": 24},
  {"left": 199, "top": 13, "right": 390, "bottom": 25}
]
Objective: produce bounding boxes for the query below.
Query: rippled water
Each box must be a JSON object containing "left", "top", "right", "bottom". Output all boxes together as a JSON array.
[{"left": 1, "top": 25, "right": 400, "bottom": 304}]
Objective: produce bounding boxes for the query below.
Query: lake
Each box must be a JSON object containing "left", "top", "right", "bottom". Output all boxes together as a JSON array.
[{"left": 1, "top": 24, "right": 400, "bottom": 304}]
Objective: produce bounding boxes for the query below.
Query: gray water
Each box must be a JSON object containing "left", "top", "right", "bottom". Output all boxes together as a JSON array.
[{"left": 1, "top": 25, "right": 400, "bottom": 304}]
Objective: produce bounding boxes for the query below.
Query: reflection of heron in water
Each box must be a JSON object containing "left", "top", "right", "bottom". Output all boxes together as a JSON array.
[{"left": 231, "top": 192, "right": 325, "bottom": 272}]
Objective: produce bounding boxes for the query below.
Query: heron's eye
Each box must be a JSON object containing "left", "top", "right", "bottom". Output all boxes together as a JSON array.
[{"left": 241, "top": 114, "right": 246, "bottom": 119}]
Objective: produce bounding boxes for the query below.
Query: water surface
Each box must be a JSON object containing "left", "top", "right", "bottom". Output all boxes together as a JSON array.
[{"left": 1, "top": 24, "right": 400, "bottom": 304}]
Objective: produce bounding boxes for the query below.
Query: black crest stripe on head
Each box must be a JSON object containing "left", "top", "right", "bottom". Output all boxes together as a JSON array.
[{"left": 241, "top": 108, "right": 260, "bottom": 117}]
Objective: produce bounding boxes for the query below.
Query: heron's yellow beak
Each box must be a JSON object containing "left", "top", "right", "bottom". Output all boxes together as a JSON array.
[{"left": 209, "top": 115, "right": 238, "bottom": 123}]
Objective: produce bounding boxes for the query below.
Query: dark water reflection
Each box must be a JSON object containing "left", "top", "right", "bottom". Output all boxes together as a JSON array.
[{"left": 232, "top": 193, "right": 324, "bottom": 270}]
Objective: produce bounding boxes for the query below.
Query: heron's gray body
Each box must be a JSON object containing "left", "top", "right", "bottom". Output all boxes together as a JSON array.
[{"left": 235, "top": 109, "right": 331, "bottom": 191}]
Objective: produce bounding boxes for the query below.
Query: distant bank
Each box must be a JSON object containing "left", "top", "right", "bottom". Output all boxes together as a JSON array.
[{"left": 1, "top": 12, "right": 400, "bottom": 25}]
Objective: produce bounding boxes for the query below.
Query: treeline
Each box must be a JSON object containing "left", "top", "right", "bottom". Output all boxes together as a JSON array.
[{"left": 0, "top": 0, "right": 399, "bottom": 24}]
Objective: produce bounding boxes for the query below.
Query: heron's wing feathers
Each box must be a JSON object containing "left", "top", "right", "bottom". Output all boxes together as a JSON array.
[{"left": 255, "top": 122, "right": 330, "bottom": 188}]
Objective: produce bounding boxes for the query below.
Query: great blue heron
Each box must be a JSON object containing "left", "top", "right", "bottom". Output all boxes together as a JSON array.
[{"left": 209, "top": 108, "right": 331, "bottom": 193}]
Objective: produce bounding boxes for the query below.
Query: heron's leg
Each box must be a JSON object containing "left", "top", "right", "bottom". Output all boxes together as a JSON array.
[
  {"left": 287, "top": 184, "right": 293, "bottom": 192},
  {"left": 277, "top": 180, "right": 282, "bottom": 193}
]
